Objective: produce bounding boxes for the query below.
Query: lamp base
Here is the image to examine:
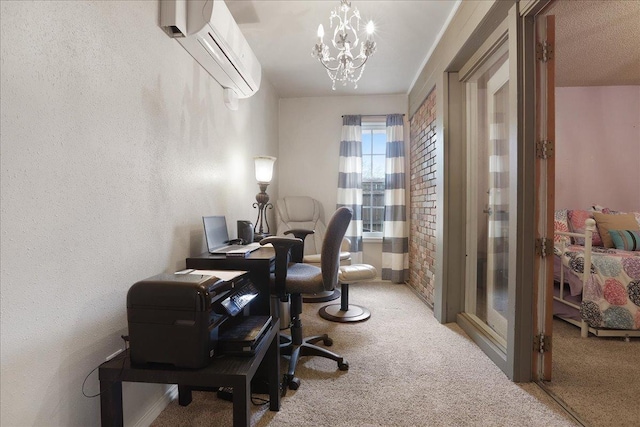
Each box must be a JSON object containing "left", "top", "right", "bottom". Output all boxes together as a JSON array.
[{"left": 253, "top": 233, "right": 271, "bottom": 242}]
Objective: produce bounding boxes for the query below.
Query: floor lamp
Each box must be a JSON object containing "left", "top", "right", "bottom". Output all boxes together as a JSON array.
[{"left": 253, "top": 156, "right": 276, "bottom": 241}]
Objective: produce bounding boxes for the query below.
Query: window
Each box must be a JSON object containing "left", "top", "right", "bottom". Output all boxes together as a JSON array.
[{"left": 361, "top": 121, "right": 386, "bottom": 237}]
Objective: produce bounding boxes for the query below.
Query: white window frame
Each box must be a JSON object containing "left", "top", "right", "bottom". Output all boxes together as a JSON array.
[{"left": 361, "top": 120, "right": 386, "bottom": 239}]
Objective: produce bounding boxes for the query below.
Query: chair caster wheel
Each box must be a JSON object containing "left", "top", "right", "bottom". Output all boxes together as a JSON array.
[
  {"left": 338, "top": 360, "right": 349, "bottom": 371},
  {"left": 323, "top": 337, "right": 333, "bottom": 346},
  {"left": 288, "top": 376, "right": 301, "bottom": 390}
]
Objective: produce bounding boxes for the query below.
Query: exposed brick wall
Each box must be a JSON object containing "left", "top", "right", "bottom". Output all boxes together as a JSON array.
[{"left": 408, "top": 89, "right": 437, "bottom": 306}]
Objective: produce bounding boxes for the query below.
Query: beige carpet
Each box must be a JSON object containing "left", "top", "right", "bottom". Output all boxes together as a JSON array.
[
  {"left": 151, "top": 282, "right": 576, "bottom": 427},
  {"left": 542, "top": 318, "right": 640, "bottom": 427}
]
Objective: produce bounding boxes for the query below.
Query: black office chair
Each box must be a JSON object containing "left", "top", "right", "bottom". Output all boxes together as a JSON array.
[{"left": 260, "top": 207, "right": 352, "bottom": 391}]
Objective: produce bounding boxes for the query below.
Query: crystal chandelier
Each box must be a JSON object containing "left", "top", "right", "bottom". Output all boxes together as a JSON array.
[{"left": 311, "top": 0, "right": 377, "bottom": 90}]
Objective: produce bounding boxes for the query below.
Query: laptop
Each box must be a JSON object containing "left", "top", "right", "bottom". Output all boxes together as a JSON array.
[{"left": 203, "top": 216, "right": 260, "bottom": 255}]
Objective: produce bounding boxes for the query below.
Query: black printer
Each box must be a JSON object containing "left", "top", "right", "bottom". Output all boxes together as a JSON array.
[{"left": 127, "top": 272, "right": 254, "bottom": 369}]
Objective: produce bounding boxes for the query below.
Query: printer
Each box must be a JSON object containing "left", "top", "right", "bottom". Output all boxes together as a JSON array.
[{"left": 127, "top": 272, "right": 255, "bottom": 369}]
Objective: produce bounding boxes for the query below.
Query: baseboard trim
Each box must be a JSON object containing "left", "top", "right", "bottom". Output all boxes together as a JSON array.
[
  {"left": 133, "top": 385, "right": 178, "bottom": 427},
  {"left": 404, "top": 282, "right": 435, "bottom": 309}
]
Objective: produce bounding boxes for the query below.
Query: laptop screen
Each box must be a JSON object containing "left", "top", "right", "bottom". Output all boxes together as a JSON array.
[{"left": 202, "top": 216, "right": 230, "bottom": 252}]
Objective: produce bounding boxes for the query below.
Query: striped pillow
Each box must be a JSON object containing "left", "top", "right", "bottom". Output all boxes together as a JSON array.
[{"left": 609, "top": 229, "right": 640, "bottom": 251}]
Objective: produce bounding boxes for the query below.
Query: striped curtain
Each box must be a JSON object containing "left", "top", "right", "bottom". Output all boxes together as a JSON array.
[
  {"left": 337, "top": 115, "right": 363, "bottom": 263},
  {"left": 382, "top": 114, "right": 408, "bottom": 283}
]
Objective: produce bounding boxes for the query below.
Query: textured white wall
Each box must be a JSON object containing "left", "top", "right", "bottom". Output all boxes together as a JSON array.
[
  {"left": 555, "top": 86, "right": 640, "bottom": 212},
  {"left": 0, "top": 1, "right": 278, "bottom": 426},
  {"left": 278, "top": 95, "right": 408, "bottom": 273}
]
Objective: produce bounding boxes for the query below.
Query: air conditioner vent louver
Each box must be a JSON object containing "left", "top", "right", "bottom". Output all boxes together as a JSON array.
[
  {"left": 167, "top": 26, "right": 185, "bottom": 37},
  {"left": 204, "top": 32, "right": 255, "bottom": 91}
]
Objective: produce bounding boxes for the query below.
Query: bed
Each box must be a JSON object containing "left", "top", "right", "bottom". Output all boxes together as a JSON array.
[{"left": 553, "top": 208, "right": 640, "bottom": 339}]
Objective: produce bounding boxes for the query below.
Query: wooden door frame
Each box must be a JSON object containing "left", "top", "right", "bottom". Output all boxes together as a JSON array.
[
  {"left": 519, "top": 0, "right": 555, "bottom": 381},
  {"left": 533, "top": 12, "right": 556, "bottom": 382}
]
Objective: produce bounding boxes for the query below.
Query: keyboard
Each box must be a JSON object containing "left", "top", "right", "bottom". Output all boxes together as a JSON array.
[{"left": 220, "top": 282, "right": 259, "bottom": 316}]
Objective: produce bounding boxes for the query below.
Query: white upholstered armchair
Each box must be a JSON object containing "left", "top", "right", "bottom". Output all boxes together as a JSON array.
[{"left": 275, "top": 196, "right": 351, "bottom": 302}]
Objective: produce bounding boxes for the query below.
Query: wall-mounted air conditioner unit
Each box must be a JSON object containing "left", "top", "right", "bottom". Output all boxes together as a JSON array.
[{"left": 160, "top": 0, "right": 261, "bottom": 109}]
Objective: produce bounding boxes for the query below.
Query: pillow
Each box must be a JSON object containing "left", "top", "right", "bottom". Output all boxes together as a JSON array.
[
  {"left": 599, "top": 208, "right": 640, "bottom": 229},
  {"left": 609, "top": 230, "right": 640, "bottom": 251},
  {"left": 567, "top": 209, "right": 603, "bottom": 246},
  {"left": 554, "top": 209, "right": 571, "bottom": 246},
  {"left": 592, "top": 212, "right": 640, "bottom": 248}
]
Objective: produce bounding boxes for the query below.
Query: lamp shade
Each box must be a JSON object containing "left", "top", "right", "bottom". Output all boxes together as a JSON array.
[{"left": 254, "top": 156, "right": 276, "bottom": 183}]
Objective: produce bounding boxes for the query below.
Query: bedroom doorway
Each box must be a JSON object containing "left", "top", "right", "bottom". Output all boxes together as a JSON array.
[{"left": 531, "top": 0, "right": 640, "bottom": 425}]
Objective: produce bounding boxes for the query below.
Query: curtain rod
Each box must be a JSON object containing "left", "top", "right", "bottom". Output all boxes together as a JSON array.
[{"left": 341, "top": 114, "right": 405, "bottom": 117}]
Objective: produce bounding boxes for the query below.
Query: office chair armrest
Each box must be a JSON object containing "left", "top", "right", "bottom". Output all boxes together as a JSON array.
[
  {"left": 284, "top": 229, "right": 315, "bottom": 262},
  {"left": 260, "top": 236, "right": 303, "bottom": 299},
  {"left": 284, "top": 228, "right": 315, "bottom": 239}
]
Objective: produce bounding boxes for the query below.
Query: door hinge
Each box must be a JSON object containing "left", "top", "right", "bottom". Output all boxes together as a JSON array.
[
  {"left": 536, "top": 140, "right": 554, "bottom": 159},
  {"left": 535, "top": 238, "right": 553, "bottom": 257},
  {"left": 536, "top": 41, "right": 554, "bottom": 62},
  {"left": 534, "top": 334, "right": 552, "bottom": 353}
]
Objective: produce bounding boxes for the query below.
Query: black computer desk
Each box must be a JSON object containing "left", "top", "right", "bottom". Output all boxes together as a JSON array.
[
  {"left": 186, "top": 247, "right": 276, "bottom": 317},
  {"left": 99, "top": 321, "right": 280, "bottom": 427}
]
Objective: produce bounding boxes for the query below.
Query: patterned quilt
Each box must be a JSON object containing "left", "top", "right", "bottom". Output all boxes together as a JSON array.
[{"left": 559, "top": 245, "right": 640, "bottom": 330}]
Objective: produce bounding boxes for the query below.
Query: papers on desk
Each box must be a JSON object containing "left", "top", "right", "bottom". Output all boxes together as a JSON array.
[{"left": 175, "top": 269, "right": 247, "bottom": 282}]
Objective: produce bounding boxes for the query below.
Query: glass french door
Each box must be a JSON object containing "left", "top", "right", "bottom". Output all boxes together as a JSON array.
[
  {"left": 453, "top": 4, "right": 533, "bottom": 381},
  {"left": 465, "top": 42, "right": 511, "bottom": 348}
]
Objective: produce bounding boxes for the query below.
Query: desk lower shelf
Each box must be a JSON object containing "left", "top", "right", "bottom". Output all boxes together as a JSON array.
[{"left": 99, "top": 321, "right": 280, "bottom": 427}]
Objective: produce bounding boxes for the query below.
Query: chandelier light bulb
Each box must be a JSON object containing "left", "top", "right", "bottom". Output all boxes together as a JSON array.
[
  {"left": 366, "top": 21, "right": 374, "bottom": 35},
  {"left": 366, "top": 21, "right": 374, "bottom": 41},
  {"left": 317, "top": 24, "right": 325, "bottom": 40}
]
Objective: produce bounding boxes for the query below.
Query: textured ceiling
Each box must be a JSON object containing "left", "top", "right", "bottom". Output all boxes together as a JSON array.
[
  {"left": 546, "top": 0, "right": 639, "bottom": 87},
  {"left": 227, "top": 0, "right": 639, "bottom": 98},
  {"left": 227, "top": 0, "right": 458, "bottom": 98}
]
